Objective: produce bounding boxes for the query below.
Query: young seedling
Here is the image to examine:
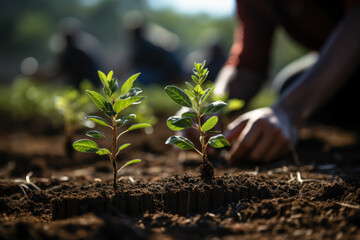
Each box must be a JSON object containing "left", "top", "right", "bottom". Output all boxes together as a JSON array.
[
  {"left": 54, "top": 80, "right": 95, "bottom": 159},
  {"left": 73, "top": 70, "right": 151, "bottom": 191},
  {"left": 164, "top": 61, "right": 230, "bottom": 182}
]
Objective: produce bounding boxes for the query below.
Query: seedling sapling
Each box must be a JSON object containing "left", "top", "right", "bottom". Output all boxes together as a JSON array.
[
  {"left": 73, "top": 70, "right": 151, "bottom": 191},
  {"left": 54, "top": 80, "right": 95, "bottom": 159},
  {"left": 165, "top": 61, "right": 230, "bottom": 182}
]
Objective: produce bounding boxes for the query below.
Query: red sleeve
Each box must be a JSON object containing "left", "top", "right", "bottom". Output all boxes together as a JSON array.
[{"left": 226, "top": 0, "right": 278, "bottom": 76}]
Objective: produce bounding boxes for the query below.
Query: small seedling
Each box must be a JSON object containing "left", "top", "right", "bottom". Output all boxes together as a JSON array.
[
  {"left": 54, "top": 80, "right": 95, "bottom": 159},
  {"left": 164, "top": 61, "right": 230, "bottom": 182},
  {"left": 73, "top": 70, "right": 151, "bottom": 191}
]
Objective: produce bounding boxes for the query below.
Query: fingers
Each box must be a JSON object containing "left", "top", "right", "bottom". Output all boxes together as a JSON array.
[
  {"left": 227, "top": 119, "right": 292, "bottom": 164},
  {"left": 247, "top": 128, "right": 276, "bottom": 162},
  {"left": 226, "top": 119, "right": 263, "bottom": 163},
  {"left": 249, "top": 128, "right": 291, "bottom": 162},
  {"left": 224, "top": 118, "right": 248, "bottom": 143}
]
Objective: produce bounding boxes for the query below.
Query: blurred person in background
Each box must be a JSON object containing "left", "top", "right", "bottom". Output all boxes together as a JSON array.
[
  {"left": 213, "top": 0, "right": 360, "bottom": 163},
  {"left": 123, "top": 10, "right": 183, "bottom": 86},
  {"left": 34, "top": 17, "right": 102, "bottom": 88},
  {"left": 183, "top": 30, "right": 227, "bottom": 82}
]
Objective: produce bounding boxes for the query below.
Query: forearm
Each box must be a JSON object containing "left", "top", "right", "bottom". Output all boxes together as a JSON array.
[
  {"left": 215, "top": 0, "right": 276, "bottom": 102},
  {"left": 214, "top": 65, "right": 265, "bottom": 102},
  {"left": 275, "top": 7, "right": 360, "bottom": 127}
]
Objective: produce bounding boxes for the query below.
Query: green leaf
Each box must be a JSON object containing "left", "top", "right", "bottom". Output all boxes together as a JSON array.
[
  {"left": 108, "top": 78, "right": 118, "bottom": 95},
  {"left": 96, "top": 148, "right": 111, "bottom": 155},
  {"left": 200, "top": 69, "right": 209, "bottom": 84},
  {"left": 208, "top": 134, "right": 230, "bottom": 148},
  {"left": 103, "top": 101, "right": 116, "bottom": 117},
  {"left": 103, "top": 86, "right": 111, "bottom": 97},
  {"left": 98, "top": 71, "right": 108, "bottom": 88},
  {"left": 105, "top": 108, "right": 116, "bottom": 118},
  {"left": 73, "top": 139, "right": 99, "bottom": 153},
  {"left": 200, "top": 60, "right": 206, "bottom": 71},
  {"left": 118, "top": 159, "right": 141, "bottom": 173},
  {"left": 185, "top": 81, "right": 195, "bottom": 91},
  {"left": 121, "top": 73, "right": 140, "bottom": 96},
  {"left": 86, "top": 130, "right": 105, "bottom": 138},
  {"left": 194, "top": 85, "right": 204, "bottom": 95},
  {"left": 167, "top": 116, "right": 192, "bottom": 131},
  {"left": 118, "top": 143, "right": 131, "bottom": 152},
  {"left": 192, "top": 67, "right": 198, "bottom": 76},
  {"left": 107, "top": 71, "right": 113, "bottom": 81},
  {"left": 227, "top": 99, "right": 245, "bottom": 112},
  {"left": 166, "top": 116, "right": 183, "bottom": 131},
  {"left": 184, "top": 89, "right": 196, "bottom": 99},
  {"left": 203, "top": 100, "right": 227, "bottom": 115},
  {"left": 85, "top": 116, "right": 109, "bottom": 127},
  {"left": 200, "top": 86, "right": 215, "bottom": 104},
  {"left": 181, "top": 110, "right": 197, "bottom": 118},
  {"left": 201, "top": 116, "right": 218, "bottom": 132},
  {"left": 165, "top": 135, "right": 195, "bottom": 150},
  {"left": 113, "top": 96, "right": 144, "bottom": 114},
  {"left": 191, "top": 75, "right": 199, "bottom": 84},
  {"left": 120, "top": 87, "right": 142, "bottom": 99},
  {"left": 194, "top": 62, "right": 201, "bottom": 72},
  {"left": 172, "top": 117, "right": 193, "bottom": 128},
  {"left": 86, "top": 90, "right": 109, "bottom": 112},
  {"left": 117, "top": 114, "right": 136, "bottom": 128},
  {"left": 164, "top": 85, "right": 192, "bottom": 107},
  {"left": 126, "top": 123, "right": 151, "bottom": 132}
]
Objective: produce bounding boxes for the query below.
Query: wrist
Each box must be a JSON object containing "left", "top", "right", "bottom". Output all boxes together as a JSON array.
[
  {"left": 271, "top": 105, "right": 299, "bottom": 145},
  {"left": 214, "top": 65, "right": 265, "bottom": 102}
]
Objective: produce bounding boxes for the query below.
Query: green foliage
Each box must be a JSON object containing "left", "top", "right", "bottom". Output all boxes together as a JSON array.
[
  {"left": 208, "top": 134, "right": 230, "bottom": 148},
  {"left": 86, "top": 116, "right": 109, "bottom": 127},
  {"left": 0, "top": 77, "right": 61, "bottom": 121},
  {"left": 201, "top": 116, "right": 218, "bottom": 132},
  {"left": 164, "top": 86, "right": 193, "bottom": 108},
  {"left": 118, "top": 159, "right": 142, "bottom": 174},
  {"left": 72, "top": 70, "right": 152, "bottom": 190},
  {"left": 73, "top": 139, "right": 99, "bottom": 153},
  {"left": 0, "top": 78, "right": 97, "bottom": 137},
  {"left": 165, "top": 136, "right": 195, "bottom": 150},
  {"left": 55, "top": 81, "right": 96, "bottom": 139},
  {"left": 86, "top": 130, "right": 105, "bottom": 138},
  {"left": 164, "top": 61, "right": 231, "bottom": 177}
]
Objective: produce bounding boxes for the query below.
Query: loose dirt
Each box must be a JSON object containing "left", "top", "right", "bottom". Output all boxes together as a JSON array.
[{"left": 1, "top": 116, "right": 359, "bottom": 239}]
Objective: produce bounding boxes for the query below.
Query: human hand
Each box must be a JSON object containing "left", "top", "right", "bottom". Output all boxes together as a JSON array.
[{"left": 224, "top": 106, "right": 298, "bottom": 163}]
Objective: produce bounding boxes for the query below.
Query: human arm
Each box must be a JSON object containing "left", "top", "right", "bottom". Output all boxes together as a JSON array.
[
  {"left": 226, "top": 7, "right": 360, "bottom": 163},
  {"left": 214, "top": 0, "right": 277, "bottom": 103}
]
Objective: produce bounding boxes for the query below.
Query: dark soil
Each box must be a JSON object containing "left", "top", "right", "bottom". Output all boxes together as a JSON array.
[{"left": 1, "top": 116, "right": 360, "bottom": 240}]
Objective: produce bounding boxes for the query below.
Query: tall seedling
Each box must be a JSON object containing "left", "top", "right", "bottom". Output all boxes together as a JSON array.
[
  {"left": 73, "top": 71, "right": 151, "bottom": 191},
  {"left": 165, "top": 61, "right": 230, "bottom": 182}
]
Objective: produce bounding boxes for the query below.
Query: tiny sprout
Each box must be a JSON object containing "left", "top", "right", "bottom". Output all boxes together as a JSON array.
[
  {"left": 73, "top": 70, "right": 151, "bottom": 191},
  {"left": 164, "top": 61, "right": 230, "bottom": 182}
]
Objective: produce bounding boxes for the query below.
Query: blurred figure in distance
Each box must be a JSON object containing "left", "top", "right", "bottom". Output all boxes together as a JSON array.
[
  {"left": 123, "top": 10, "right": 183, "bottom": 86},
  {"left": 34, "top": 17, "right": 102, "bottom": 88}
]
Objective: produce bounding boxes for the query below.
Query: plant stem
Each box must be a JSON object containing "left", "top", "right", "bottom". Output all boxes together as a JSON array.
[
  {"left": 112, "top": 116, "right": 118, "bottom": 191},
  {"left": 197, "top": 103, "right": 207, "bottom": 164}
]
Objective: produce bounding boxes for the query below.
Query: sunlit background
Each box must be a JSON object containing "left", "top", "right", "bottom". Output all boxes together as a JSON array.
[
  {"left": 0, "top": 0, "right": 307, "bottom": 84},
  {"left": 0, "top": 0, "right": 309, "bottom": 130}
]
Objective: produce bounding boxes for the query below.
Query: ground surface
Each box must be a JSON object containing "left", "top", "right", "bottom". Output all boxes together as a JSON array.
[{"left": 1, "top": 116, "right": 360, "bottom": 240}]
